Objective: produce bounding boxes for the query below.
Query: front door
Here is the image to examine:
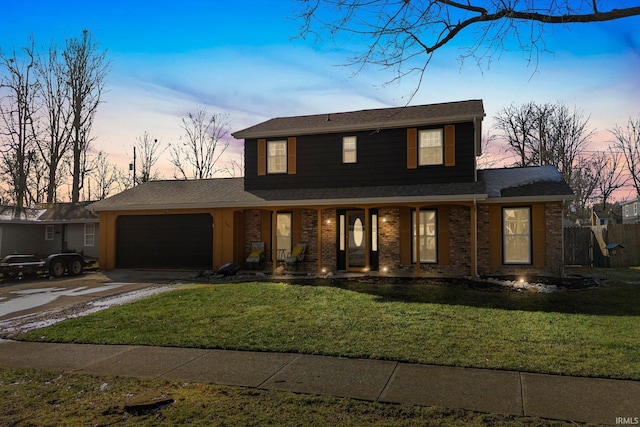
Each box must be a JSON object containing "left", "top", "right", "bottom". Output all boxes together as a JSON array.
[{"left": 347, "top": 211, "right": 366, "bottom": 270}]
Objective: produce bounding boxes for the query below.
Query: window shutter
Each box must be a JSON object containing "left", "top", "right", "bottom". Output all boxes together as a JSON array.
[
  {"left": 438, "top": 207, "right": 450, "bottom": 265},
  {"left": 399, "top": 207, "right": 412, "bottom": 265},
  {"left": 287, "top": 137, "right": 297, "bottom": 175},
  {"left": 261, "top": 210, "right": 272, "bottom": 252},
  {"left": 532, "top": 204, "right": 546, "bottom": 267},
  {"left": 489, "top": 205, "right": 502, "bottom": 266},
  {"left": 257, "top": 139, "right": 266, "bottom": 176},
  {"left": 407, "top": 128, "right": 417, "bottom": 169},
  {"left": 444, "top": 125, "right": 455, "bottom": 167},
  {"left": 292, "top": 209, "right": 302, "bottom": 244}
]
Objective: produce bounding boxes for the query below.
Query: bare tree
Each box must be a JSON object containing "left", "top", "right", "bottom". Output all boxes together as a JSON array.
[
  {"left": 570, "top": 158, "right": 600, "bottom": 221},
  {"left": 0, "top": 40, "right": 39, "bottom": 211},
  {"left": 592, "top": 148, "right": 629, "bottom": 208},
  {"left": 64, "top": 29, "right": 109, "bottom": 202},
  {"left": 223, "top": 154, "right": 244, "bottom": 177},
  {"left": 169, "top": 107, "right": 230, "bottom": 180},
  {"left": 494, "top": 101, "right": 596, "bottom": 219},
  {"left": 134, "top": 131, "right": 165, "bottom": 184},
  {"left": 493, "top": 101, "right": 594, "bottom": 187},
  {"left": 35, "top": 42, "right": 72, "bottom": 203},
  {"left": 610, "top": 116, "right": 640, "bottom": 199},
  {"left": 476, "top": 132, "right": 503, "bottom": 169},
  {"left": 492, "top": 102, "right": 538, "bottom": 167},
  {"left": 296, "top": 0, "right": 640, "bottom": 92},
  {"left": 89, "top": 150, "right": 119, "bottom": 200},
  {"left": 26, "top": 152, "right": 47, "bottom": 205}
]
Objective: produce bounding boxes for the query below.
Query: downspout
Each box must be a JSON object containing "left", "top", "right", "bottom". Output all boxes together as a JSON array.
[
  {"left": 561, "top": 198, "right": 566, "bottom": 277},
  {"left": 474, "top": 197, "right": 479, "bottom": 278}
]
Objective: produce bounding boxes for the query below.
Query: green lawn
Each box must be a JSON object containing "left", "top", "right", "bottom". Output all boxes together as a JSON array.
[
  {"left": 0, "top": 368, "right": 573, "bottom": 426},
  {"left": 18, "top": 268, "right": 640, "bottom": 380}
]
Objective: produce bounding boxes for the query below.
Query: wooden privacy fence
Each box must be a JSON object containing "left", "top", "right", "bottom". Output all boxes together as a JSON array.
[
  {"left": 606, "top": 224, "right": 640, "bottom": 267},
  {"left": 564, "top": 227, "right": 592, "bottom": 266},
  {"left": 564, "top": 224, "right": 640, "bottom": 267}
]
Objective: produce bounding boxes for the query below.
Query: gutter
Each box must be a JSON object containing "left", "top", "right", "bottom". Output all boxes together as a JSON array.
[{"left": 481, "top": 195, "right": 571, "bottom": 204}]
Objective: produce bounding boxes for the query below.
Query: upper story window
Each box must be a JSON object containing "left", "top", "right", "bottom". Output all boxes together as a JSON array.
[
  {"left": 418, "top": 129, "right": 443, "bottom": 166},
  {"left": 634, "top": 202, "right": 638, "bottom": 216},
  {"left": 268, "top": 140, "right": 287, "bottom": 174},
  {"left": 343, "top": 136, "right": 357, "bottom": 163}
]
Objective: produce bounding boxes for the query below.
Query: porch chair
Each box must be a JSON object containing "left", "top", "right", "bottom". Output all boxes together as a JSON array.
[
  {"left": 285, "top": 243, "right": 307, "bottom": 271},
  {"left": 246, "top": 242, "right": 265, "bottom": 270}
]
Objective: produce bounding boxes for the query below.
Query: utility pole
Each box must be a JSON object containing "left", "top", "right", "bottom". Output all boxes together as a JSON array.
[{"left": 129, "top": 146, "right": 137, "bottom": 186}]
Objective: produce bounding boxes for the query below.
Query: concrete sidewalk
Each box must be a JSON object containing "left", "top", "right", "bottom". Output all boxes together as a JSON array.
[{"left": 0, "top": 340, "right": 638, "bottom": 425}]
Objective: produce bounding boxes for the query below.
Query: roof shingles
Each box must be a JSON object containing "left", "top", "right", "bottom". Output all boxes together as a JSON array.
[
  {"left": 89, "top": 166, "right": 572, "bottom": 212},
  {"left": 233, "top": 100, "right": 485, "bottom": 139}
]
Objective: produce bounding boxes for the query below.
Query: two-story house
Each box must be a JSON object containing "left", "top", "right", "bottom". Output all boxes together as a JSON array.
[
  {"left": 89, "top": 100, "right": 573, "bottom": 277},
  {"left": 621, "top": 198, "right": 640, "bottom": 224}
]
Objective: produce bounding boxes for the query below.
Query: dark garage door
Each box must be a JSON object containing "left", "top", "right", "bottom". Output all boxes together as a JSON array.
[{"left": 116, "top": 214, "right": 213, "bottom": 269}]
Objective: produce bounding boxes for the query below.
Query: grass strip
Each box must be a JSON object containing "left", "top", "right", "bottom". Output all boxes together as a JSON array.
[
  {"left": 0, "top": 368, "right": 577, "bottom": 426},
  {"left": 18, "top": 275, "right": 640, "bottom": 380}
]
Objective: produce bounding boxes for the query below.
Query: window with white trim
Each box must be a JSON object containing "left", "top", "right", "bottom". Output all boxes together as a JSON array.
[
  {"left": 412, "top": 209, "right": 437, "bottom": 263},
  {"left": 84, "top": 223, "right": 95, "bottom": 246},
  {"left": 418, "top": 129, "right": 443, "bottom": 166},
  {"left": 267, "top": 140, "right": 287, "bottom": 173},
  {"left": 343, "top": 136, "right": 357, "bottom": 163},
  {"left": 45, "top": 225, "right": 54, "bottom": 241},
  {"left": 625, "top": 205, "right": 629, "bottom": 217},
  {"left": 276, "top": 213, "right": 292, "bottom": 259},
  {"left": 503, "top": 207, "right": 531, "bottom": 264},
  {"left": 634, "top": 202, "right": 638, "bottom": 216}
]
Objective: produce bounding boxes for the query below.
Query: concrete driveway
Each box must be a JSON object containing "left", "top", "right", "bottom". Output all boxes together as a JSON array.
[{"left": 0, "top": 269, "right": 197, "bottom": 337}]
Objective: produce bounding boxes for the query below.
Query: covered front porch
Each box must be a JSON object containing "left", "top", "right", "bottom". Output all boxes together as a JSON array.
[{"left": 236, "top": 202, "right": 478, "bottom": 278}]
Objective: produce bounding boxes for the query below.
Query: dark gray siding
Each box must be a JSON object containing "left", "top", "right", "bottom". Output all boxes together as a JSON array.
[{"left": 244, "top": 122, "right": 477, "bottom": 191}]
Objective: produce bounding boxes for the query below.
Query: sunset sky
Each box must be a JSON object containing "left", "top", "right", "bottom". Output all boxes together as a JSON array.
[{"left": 1, "top": 0, "right": 639, "bottom": 200}]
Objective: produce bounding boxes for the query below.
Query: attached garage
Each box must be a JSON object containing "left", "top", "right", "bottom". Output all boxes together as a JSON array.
[{"left": 116, "top": 213, "right": 213, "bottom": 269}]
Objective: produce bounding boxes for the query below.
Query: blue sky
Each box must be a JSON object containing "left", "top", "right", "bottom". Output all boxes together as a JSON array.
[{"left": 1, "top": 1, "right": 639, "bottom": 198}]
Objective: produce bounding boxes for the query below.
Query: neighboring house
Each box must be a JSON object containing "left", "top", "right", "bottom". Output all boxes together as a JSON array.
[
  {"left": 621, "top": 198, "right": 640, "bottom": 224},
  {"left": 0, "top": 202, "right": 99, "bottom": 259},
  {"left": 89, "top": 99, "right": 573, "bottom": 277},
  {"left": 592, "top": 204, "right": 622, "bottom": 226}
]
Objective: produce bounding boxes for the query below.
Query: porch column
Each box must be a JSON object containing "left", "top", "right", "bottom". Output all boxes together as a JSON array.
[
  {"left": 471, "top": 202, "right": 477, "bottom": 277},
  {"left": 271, "top": 210, "right": 278, "bottom": 268},
  {"left": 364, "top": 207, "right": 370, "bottom": 273},
  {"left": 317, "top": 208, "right": 323, "bottom": 274},
  {"left": 414, "top": 205, "right": 421, "bottom": 276}
]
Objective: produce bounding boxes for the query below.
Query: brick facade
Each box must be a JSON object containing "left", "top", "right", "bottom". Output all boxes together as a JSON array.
[
  {"left": 477, "top": 202, "right": 563, "bottom": 277},
  {"left": 240, "top": 201, "right": 564, "bottom": 277},
  {"left": 321, "top": 209, "right": 337, "bottom": 272},
  {"left": 300, "top": 209, "right": 319, "bottom": 272},
  {"left": 379, "top": 207, "right": 401, "bottom": 274},
  {"left": 545, "top": 202, "right": 564, "bottom": 275}
]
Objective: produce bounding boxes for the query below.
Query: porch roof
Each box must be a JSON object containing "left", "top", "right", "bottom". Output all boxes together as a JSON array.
[
  {"left": 232, "top": 100, "right": 485, "bottom": 139},
  {"left": 479, "top": 165, "right": 574, "bottom": 202},
  {"left": 88, "top": 178, "right": 487, "bottom": 211},
  {"left": 88, "top": 166, "right": 572, "bottom": 212}
]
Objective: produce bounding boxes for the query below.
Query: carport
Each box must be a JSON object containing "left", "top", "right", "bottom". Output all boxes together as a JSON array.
[{"left": 116, "top": 213, "right": 213, "bottom": 269}]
